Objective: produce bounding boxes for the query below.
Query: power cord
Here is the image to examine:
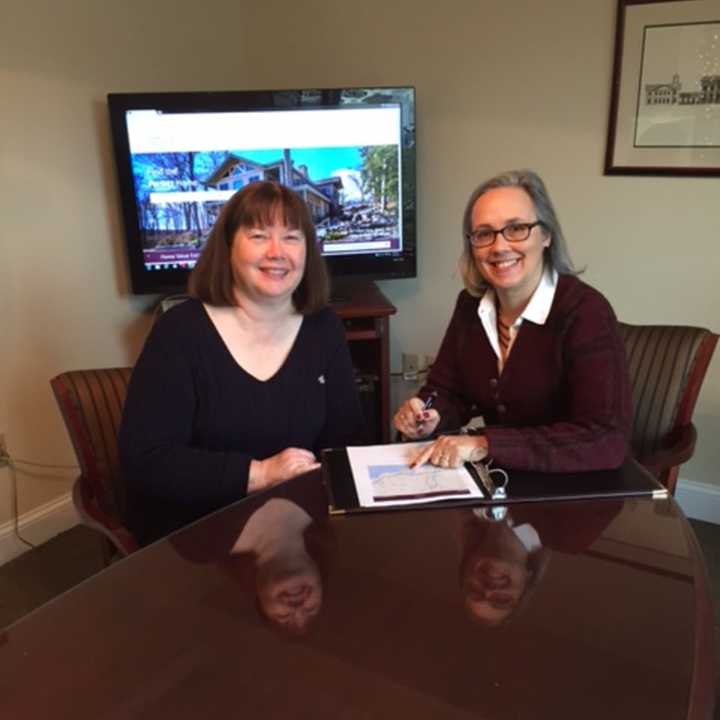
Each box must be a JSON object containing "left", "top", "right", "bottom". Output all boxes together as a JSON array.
[
  {"left": 0, "top": 449, "right": 80, "bottom": 550},
  {"left": 6, "top": 459, "right": 36, "bottom": 549},
  {"left": 10, "top": 457, "right": 79, "bottom": 471}
]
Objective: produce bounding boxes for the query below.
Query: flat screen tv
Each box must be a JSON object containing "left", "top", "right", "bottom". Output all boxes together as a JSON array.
[{"left": 107, "top": 86, "right": 416, "bottom": 295}]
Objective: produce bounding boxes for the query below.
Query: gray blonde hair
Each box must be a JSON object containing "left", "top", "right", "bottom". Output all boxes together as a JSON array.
[{"left": 460, "top": 169, "right": 579, "bottom": 296}]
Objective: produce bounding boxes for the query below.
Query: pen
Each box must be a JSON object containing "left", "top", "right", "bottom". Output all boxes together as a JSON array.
[
  {"left": 408, "top": 392, "right": 439, "bottom": 469},
  {"left": 421, "top": 390, "right": 438, "bottom": 413},
  {"left": 415, "top": 390, "right": 437, "bottom": 428}
]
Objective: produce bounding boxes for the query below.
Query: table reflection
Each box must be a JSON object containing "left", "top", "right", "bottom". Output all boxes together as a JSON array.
[
  {"left": 1, "top": 468, "right": 711, "bottom": 720},
  {"left": 459, "top": 508, "right": 550, "bottom": 626},
  {"left": 458, "top": 500, "right": 622, "bottom": 626},
  {"left": 230, "top": 498, "right": 324, "bottom": 634},
  {"left": 169, "top": 471, "right": 331, "bottom": 636}
]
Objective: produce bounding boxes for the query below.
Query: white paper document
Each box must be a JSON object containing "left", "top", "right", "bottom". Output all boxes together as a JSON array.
[{"left": 345, "top": 442, "right": 482, "bottom": 508}]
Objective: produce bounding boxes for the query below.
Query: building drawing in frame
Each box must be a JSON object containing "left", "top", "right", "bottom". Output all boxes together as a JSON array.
[
  {"left": 635, "top": 21, "right": 720, "bottom": 148},
  {"left": 646, "top": 73, "right": 720, "bottom": 105}
]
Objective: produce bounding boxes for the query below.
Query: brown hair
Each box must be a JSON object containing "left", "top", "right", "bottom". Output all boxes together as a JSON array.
[{"left": 188, "top": 181, "right": 329, "bottom": 313}]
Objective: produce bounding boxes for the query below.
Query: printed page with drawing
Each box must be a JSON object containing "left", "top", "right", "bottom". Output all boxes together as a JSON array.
[{"left": 346, "top": 442, "right": 483, "bottom": 508}]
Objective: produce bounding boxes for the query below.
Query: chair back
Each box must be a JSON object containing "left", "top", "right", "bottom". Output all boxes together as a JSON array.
[
  {"left": 618, "top": 323, "right": 717, "bottom": 462},
  {"left": 51, "top": 368, "right": 133, "bottom": 526}
]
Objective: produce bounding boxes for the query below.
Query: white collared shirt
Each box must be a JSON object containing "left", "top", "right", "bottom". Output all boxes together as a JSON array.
[
  {"left": 477, "top": 266, "right": 558, "bottom": 373},
  {"left": 471, "top": 508, "right": 542, "bottom": 552}
]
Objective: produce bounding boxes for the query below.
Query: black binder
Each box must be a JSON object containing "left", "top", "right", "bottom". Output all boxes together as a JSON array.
[{"left": 321, "top": 447, "right": 667, "bottom": 515}]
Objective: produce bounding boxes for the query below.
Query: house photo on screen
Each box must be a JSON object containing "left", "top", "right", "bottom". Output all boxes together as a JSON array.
[{"left": 108, "top": 87, "right": 416, "bottom": 294}]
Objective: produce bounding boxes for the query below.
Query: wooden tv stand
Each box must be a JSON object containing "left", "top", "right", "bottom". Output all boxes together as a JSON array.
[{"left": 331, "top": 283, "right": 397, "bottom": 443}]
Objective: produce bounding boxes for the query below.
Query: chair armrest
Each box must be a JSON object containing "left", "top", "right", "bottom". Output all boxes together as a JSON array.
[
  {"left": 638, "top": 423, "right": 697, "bottom": 477},
  {"left": 72, "top": 479, "right": 139, "bottom": 556}
]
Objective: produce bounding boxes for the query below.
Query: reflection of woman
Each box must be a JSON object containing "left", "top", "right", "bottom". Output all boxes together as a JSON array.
[
  {"left": 167, "top": 468, "right": 329, "bottom": 634},
  {"left": 459, "top": 500, "right": 621, "bottom": 626},
  {"left": 394, "top": 170, "right": 631, "bottom": 472},
  {"left": 459, "top": 509, "right": 549, "bottom": 626},
  {"left": 231, "top": 498, "right": 323, "bottom": 634},
  {"left": 120, "top": 182, "right": 365, "bottom": 545}
]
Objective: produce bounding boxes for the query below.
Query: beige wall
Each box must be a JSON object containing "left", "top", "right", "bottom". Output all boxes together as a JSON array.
[
  {"left": 1, "top": 0, "right": 718, "bottom": 525},
  {"left": 0, "top": 0, "right": 254, "bottom": 519}
]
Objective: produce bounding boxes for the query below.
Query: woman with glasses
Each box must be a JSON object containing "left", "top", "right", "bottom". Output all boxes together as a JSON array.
[{"left": 394, "top": 169, "right": 631, "bottom": 472}]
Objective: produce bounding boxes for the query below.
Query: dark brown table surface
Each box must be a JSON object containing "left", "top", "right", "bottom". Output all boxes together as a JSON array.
[{"left": 0, "top": 467, "right": 714, "bottom": 719}]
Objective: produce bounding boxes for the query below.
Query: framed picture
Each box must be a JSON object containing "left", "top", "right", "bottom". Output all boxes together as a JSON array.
[{"left": 605, "top": 0, "right": 720, "bottom": 176}]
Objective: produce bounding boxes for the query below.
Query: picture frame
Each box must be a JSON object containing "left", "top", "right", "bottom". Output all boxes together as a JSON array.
[{"left": 605, "top": 0, "right": 720, "bottom": 176}]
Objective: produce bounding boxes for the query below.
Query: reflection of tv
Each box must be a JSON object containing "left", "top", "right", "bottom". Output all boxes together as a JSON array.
[{"left": 107, "top": 86, "right": 416, "bottom": 295}]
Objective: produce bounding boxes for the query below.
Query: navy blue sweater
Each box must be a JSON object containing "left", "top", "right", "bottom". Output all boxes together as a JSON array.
[{"left": 119, "top": 299, "right": 364, "bottom": 543}]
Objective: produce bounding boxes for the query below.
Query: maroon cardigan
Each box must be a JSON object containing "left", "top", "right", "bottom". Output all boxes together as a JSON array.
[{"left": 421, "top": 274, "right": 632, "bottom": 472}]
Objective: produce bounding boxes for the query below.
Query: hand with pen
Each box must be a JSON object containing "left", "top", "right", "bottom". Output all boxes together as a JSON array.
[
  {"left": 393, "top": 393, "right": 441, "bottom": 440},
  {"left": 393, "top": 391, "right": 489, "bottom": 469}
]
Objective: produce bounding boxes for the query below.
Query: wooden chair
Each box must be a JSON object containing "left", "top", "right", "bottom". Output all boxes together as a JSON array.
[
  {"left": 51, "top": 368, "right": 138, "bottom": 561},
  {"left": 618, "top": 323, "right": 718, "bottom": 495}
]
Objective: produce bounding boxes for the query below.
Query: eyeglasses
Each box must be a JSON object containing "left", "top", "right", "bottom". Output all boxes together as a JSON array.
[{"left": 466, "top": 221, "right": 544, "bottom": 248}]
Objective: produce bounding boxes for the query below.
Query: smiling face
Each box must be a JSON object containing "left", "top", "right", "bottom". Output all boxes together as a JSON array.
[
  {"left": 462, "top": 555, "right": 529, "bottom": 626},
  {"left": 230, "top": 220, "right": 307, "bottom": 306},
  {"left": 257, "top": 561, "right": 322, "bottom": 634},
  {"left": 470, "top": 186, "right": 550, "bottom": 303}
]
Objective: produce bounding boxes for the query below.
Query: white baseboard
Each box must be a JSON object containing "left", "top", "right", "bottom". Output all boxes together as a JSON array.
[
  {"left": 0, "top": 493, "right": 79, "bottom": 566},
  {"left": 675, "top": 478, "right": 720, "bottom": 525}
]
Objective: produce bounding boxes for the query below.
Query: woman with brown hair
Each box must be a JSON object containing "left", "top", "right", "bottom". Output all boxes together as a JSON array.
[{"left": 120, "top": 182, "right": 365, "bottom": 545}]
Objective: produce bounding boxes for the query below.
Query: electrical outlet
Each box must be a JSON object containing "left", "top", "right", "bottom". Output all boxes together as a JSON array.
[
  {"left": 401, "top": 353, "right": 434, "bottom": 380},
  {"left": 402, "top": 353, "right": 420, "bottom": 378},
  {"left": 417, "top": 355, "right": 431, "bottom": 373}
]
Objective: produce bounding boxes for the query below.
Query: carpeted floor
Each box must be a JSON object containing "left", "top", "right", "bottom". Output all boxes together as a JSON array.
[{"left": 0, "top": 524, "right": 105, "bottom": 629}]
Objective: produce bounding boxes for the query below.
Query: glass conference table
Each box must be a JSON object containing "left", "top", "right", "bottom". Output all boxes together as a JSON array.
[{"left": 0, "top": 464, "right": 714, "bottom": 719}]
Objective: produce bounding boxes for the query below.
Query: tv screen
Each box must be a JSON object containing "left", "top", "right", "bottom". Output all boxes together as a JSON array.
[{"left": 107, "top": 86, "right": 416, "bottom": 295}]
